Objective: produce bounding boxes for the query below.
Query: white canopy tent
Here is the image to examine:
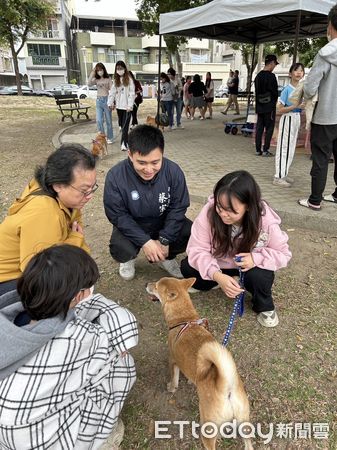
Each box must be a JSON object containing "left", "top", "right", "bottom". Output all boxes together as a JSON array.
[
  {"left": 157, "top": 0, "right": 334, "bottom": 120},
  {"left": 159, "top": 0, "right": 335, "bottom": 44}
]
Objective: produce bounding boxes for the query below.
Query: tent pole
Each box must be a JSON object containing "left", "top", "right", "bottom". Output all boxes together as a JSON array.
[
  {"left": 246, "top": 42, "right": 256, "bottom": 122},
  {"left": 156, "top": 34, "right": 162, "bottom": 128},
  {"left": 293, "top": 10, "right": 302, "bottom": 64}
]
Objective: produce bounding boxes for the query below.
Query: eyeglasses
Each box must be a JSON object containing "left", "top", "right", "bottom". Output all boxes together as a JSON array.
[{"left": 69, "top": 182, "right": 99, "bottom": 197}]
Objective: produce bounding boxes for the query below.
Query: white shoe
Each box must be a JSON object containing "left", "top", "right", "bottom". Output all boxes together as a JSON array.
[
  {"left": 257, "top": 310, "right": 279, "bottom": 328},
  {"left": 273, "top": 177, "right": 291, "bottom": 187},
  {"left": 121, "top": 142, "right": 128, "bottom": 151},
  {"left": 177, "top": 124, "right": 184, "bottom": 129},
  {"left": 158, "top": 259, "right": 183, "bottom": 278},
  {"left": 119, "top": 259, "right": 135, "bottom": 280},
  {"left": 107, "top": 139, "right": 114, "bottom": 144}
]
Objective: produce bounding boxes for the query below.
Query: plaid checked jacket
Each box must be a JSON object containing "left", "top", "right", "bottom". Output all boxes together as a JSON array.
[{"left": 0, "top": 294, "right": 138, "bottom": 450}]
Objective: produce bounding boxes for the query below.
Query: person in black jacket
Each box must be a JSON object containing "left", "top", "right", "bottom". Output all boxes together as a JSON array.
[
  {"left": 254, "top": 55, "right": 279, "bottom": 157},
  {"left": 103, "top": 125, "right": 192, "bottom": 281}
]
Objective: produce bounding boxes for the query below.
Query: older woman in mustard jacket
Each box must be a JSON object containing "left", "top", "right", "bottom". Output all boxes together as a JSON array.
[{"left": 0, "top": 144, "right": 97, "bottom": 295}]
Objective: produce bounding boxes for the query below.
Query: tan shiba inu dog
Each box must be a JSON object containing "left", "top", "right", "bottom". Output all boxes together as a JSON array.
[{"left": 146, "top": 277, "right": 253, "bottom": 450}]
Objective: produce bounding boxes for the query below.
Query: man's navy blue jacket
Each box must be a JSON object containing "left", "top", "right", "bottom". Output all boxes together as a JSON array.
[{"left": 103, "top": 157, "right": 190, "bottom": 247}]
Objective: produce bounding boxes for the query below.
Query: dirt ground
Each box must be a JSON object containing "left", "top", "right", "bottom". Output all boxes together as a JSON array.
[{"left": 0, "top": 98, "right": 336, "bottom": 450}]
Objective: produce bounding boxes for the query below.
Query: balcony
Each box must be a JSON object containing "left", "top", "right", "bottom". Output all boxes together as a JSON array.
[
  {"left": 29, "top": 30, "right": 64, "bottom": 40},
  {"left": 26, "top": 56, "right": 66, "bottom": 69}
]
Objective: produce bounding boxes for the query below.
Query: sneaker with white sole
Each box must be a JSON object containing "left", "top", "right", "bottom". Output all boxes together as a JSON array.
[
  {"left": 121, "top": 142, "right": 128, "bottom": 151},
  {"left": 323, "top": 194, "right": 337, "bottom": 203},
  {"left": 119, "top": 259, "right": 135, "bottom": 280},
  {"left": 158, "top": 259, "right": 183, "bottom": 278},
  {"left": 273, "top": 177, "right": 291, "bottom": 187},
  {"left": 107, "top": 138, "right": 115, "bottom": 144},
  {"left": 257, "top": 310, "right": 279, "bottom": 327},
  {"left": 109, "top": 418, "right": 125, "bottom": 450}
]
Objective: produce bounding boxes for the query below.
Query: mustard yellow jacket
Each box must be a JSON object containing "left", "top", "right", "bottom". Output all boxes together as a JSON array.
[{"left": 0, "top": 179, "right": 90, "bottom": 282}]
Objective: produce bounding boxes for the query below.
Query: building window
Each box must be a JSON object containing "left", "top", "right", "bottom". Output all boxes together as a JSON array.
[
  {"left": 190, "top": 49, "right": 210, "bottom": 63},
  {"left": 128, "top": 52, "right": 149, "bottom": 65},
  {"left": 27, "top": 43, "right": 61, "bottom": 65},
  {"left": 106, "top": 49, "right": 125, "bottom": 63},
  {"left": 28, "top": 43, "right": 61, "bottom": 57}
]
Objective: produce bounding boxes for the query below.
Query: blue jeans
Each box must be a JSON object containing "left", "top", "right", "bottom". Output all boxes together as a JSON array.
[
  {"left": 173, "top": 98, "right": 183, "bottom": 126},
  {"left": 96, "top": 96, "right": 113, "bottom": 140},
  {"left": 162, "top": 100, "right": 174, "bottom": 127}
]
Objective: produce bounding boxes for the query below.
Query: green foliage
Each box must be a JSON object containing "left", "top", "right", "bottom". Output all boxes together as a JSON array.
[
  {"left": 274, "top": 37, "right": 327, "bottom": 67},
  {"left": 0, "top": 0, "right": 55, "bottom": 51},
  {"left": 135, "top": 0, "right": 206, "bottom": 59}
]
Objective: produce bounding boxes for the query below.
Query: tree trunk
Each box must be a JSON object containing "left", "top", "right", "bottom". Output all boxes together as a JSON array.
[
  {"left": 167, "top": 51, "right": 173, "bottom": 68},
  {"left": 175, "top": 50, "right": 182, "bottom": 78},
  {"left": 9, "top": 38, "right": 22, "bottom": 95}
]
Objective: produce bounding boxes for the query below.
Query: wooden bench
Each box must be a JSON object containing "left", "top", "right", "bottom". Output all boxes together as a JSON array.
[{"left": 54, "top": 94, "right": 91, "bottom": 122}]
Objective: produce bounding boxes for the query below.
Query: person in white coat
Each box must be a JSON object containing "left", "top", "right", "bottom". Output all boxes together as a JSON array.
[{"left": 108, "top": 61, "right": 135, "bottom": 151}]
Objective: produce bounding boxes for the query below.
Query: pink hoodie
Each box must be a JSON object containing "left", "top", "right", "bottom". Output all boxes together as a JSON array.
[{"left": 187, "top": 197, "right": 292, "bottom": 281}]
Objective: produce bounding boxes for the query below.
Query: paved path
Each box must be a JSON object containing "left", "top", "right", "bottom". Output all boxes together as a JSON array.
[{"left": 54, "top": 110, "right": 336, "bottom": 233}]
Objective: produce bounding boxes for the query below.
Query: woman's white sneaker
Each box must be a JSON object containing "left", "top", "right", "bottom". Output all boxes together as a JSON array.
[
  {"left": 119, "top": 259, "right": 135, "bottom": 281},
  {"left": 257, "top": 310, "right": 279, "bottom": 327}
]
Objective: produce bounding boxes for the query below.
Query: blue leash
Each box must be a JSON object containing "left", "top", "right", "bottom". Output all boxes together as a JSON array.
[{"left": 222, "top": 256, "right": 245, "bottom": 347}]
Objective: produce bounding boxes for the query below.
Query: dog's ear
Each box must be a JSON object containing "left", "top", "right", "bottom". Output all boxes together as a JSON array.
[
  {"left": 167, "top": 290, "right": 178, "bottom": 301},
  {"left": 181, "top": 278, "right": 197, "bottom": 290}
]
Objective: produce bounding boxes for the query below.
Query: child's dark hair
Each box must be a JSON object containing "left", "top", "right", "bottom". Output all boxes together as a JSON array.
[
  {"left": 328, "top": 4, "right": 337, "bottom": 30},
  {"left": 193, "top": 74, "right": 201, "bottom": 83},
  {"left": 128, "top": 124, "right": 164, "bottom": 155},
  {"left": 208, "top": 170, "right": 263, "bottom": 257},
  {"left": 289, "top": 62, "right": 304, "bottom": 73},
  {"left": 94, "top": 62, "right": 109, "bottom": 79},
  {"left": 17, "top": 245, "right": 99, "bottom": 320},
  {"left": 34, "top": 143, "right": 96, "bottom": 198}
]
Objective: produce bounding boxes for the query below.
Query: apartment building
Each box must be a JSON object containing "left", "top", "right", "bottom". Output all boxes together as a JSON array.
[
  {"left": 17, "top": 0, "right": 69, "bottom": 89},
  {"left": 0, "top": 48, "right": 16, "bottom": 86}
]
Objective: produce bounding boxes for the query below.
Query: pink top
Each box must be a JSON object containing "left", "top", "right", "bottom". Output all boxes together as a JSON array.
[{"left": 187, "top": 197, "right": 292, "bottom": 281}]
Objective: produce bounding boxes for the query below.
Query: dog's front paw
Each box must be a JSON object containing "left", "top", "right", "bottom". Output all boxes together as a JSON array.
[{"left": 167, "top": 382, "right": 177, "bottom": 393}]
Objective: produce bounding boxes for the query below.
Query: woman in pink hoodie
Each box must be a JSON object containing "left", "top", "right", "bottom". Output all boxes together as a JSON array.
[{"left": 181, "top": 170, "right": 291, "bottom": 327}]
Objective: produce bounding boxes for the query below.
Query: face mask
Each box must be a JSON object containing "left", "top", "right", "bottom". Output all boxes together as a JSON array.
[
  {"left": 117, "top": 69, "right": 125, "bottom": 76},
  {"left": 80, "top": 286, "right": 95, "bottom": 303},
  {"left": 97, "top": 70, "right": 104, "bottom": 77}
]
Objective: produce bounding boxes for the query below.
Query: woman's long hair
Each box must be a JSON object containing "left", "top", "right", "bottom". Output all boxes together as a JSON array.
[
  {"left": 114, "top": 60, "right": 130, "bottom": 87},
  {"left": 208, "top": 170, "right": 263, "bottom": 257},
  {"left": 205, "top": 72, "right": 212, "bottom": 89}
]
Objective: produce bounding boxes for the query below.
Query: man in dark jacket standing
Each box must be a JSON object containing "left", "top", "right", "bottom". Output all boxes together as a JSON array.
[
  {"left": 254, "top": 54, "right": 279, "bottom": 157},
  {"left": 103, "top": 125, "right": 192, "bottom": 281}
]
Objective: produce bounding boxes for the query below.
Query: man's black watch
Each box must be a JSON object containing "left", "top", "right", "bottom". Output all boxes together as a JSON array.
[{"left": 159, "top": 236, "right": 170, "bottom": 246}]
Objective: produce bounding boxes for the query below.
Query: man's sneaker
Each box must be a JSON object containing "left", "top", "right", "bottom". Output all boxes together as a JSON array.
[
  {"left": 158, "top": 259, "right": 183, "bottom": 278},
  {"left": 177, "top": 124, "right": 185, "bottom": 129},
  {"left": 262, "top": 151, "right": 274, "bottom": 157},
  {"left": 109, "top": 418, "right": 124, "bottom": 450},
  {"left": 171, "top": 125, "right": 177, "bottom": 130},
  {"left": 257, "top": 310, "right": 279, "bottom": 328},
  {"left": 121, "top": 142, "right": 128, "bottom": 151},
  {"left": 273, "top": 177, "right": 291, "bottom": 187},
  {"left": 119, "top": 259, "right": 135, "bottom": 281},
  {"left": 255, "top": 151, "right": 262, "bottom": 156},
  {"left": 107, "top": 138, "right": 115, "bottom": 144}
]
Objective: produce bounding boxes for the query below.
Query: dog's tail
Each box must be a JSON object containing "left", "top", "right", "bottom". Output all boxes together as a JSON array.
[{"left": 196, "top": 341, "right": 238, "bottom": 391}]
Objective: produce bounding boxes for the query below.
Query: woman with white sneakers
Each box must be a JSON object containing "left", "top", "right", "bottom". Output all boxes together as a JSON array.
[{"left": 108, "top": 61, "right": 135, "bottom": 151}]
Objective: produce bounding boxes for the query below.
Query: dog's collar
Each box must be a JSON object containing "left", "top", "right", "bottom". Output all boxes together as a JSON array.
[{"left": 169, "top": 318, "right": 209, "bottom": 342}]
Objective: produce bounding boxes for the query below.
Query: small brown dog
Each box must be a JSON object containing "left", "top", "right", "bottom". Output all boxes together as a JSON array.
[
  {"left": 91, "top": 132, "right": 108, "bottom": 158},
  {"left": 146, "top": 277, "right": 253, "bottom": 450},
  {"left": 146, "top": 115, "right": 165, "bottom": 132}
]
